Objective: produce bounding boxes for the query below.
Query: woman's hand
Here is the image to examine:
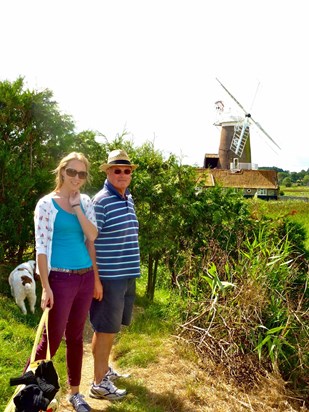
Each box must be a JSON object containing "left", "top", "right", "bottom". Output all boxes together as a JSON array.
[
  {"left": 69, "top": 190, "right": 81, "bottom": 206},
  {"left": 41, "top": 286, "right": 54, "bottom": 310}
]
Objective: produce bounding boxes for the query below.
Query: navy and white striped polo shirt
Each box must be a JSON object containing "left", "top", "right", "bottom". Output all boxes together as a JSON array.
[{"left": 93, "top": 180, "right": 140, "bottom": 280}]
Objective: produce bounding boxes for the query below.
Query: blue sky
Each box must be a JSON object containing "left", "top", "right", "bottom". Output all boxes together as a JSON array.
[{"left": 1, "top": 0, "right": 308, "bottom": 172}]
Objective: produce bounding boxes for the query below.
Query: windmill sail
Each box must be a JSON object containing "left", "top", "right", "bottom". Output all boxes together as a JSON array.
[
  {"left": 216, "top": 78, "right": 248, "bottom": 113},
  {"left": 216, "top": 78, "right": 281, "bottom": 153},
  {"left": 250, "top": 117, "right": 281, "bottom": 150}
]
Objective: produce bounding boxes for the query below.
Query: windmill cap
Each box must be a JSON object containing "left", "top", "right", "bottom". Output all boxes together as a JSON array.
[{"left": 99, "top": 149, "right": 138, "bottom": 172}]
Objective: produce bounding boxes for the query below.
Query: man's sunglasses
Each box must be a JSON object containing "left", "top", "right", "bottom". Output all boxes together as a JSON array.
[
  {"left": 65, "top": 168, "right": 88, "bottom": 179},
  {"left": 113, "top": 169, "right": 132, "bottom": 175}
]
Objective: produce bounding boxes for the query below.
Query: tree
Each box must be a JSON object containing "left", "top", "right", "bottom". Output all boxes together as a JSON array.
[
  {"left": 68, "top": 130, "right": 108, "bottom": 196},
  {"left": 278, "top": 171, "right": 289, "bottom": 185},
  {"left": 0, "top": 77, "right": 75, "bottom": 261},
  {"left": 130, "top": 141, "right": 251, "bottom": 300},
  {"left": 282, "top": 177, "right": 292, "bottom": 187},
  {"left": 303, "top": 175, "right": 309, "bottom": 186}
]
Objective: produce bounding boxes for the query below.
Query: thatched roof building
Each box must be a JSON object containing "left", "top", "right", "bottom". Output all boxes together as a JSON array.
[{"left": 196, "top": 168, "right": 279, "bottom": 200}]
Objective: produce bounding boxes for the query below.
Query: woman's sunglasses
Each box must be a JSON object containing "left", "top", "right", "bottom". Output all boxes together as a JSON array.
[
  {"left": 65, "top": 168, "right": 88, "bottom": 179},
  {"left": 113, "top": 169, "right": 132, "bottom": 175}
]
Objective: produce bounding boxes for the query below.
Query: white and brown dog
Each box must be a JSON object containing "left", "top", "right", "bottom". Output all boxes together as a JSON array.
[{"left": 8, "top": 260, "right": 37, "bottom": 315}]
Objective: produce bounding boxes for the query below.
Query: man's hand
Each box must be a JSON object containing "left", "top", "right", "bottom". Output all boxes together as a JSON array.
[{"left": 94, "top": 276, "right": 103, "bottom": 301}]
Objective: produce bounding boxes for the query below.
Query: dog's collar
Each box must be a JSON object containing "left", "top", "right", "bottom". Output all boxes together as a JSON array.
[{"left": 17, "top": 267, "right": 33, "bottom": 276}]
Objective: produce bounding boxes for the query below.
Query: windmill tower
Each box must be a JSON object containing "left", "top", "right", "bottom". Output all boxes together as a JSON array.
[{"left": 212, "top": 78, "right": 280, "bottom": 170}]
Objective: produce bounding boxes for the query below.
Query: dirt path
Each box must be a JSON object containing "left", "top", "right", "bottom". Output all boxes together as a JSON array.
[
  {"left": 56, "top": 319, "right": 305, "bottom": 412},
  {"left": 58, "top": 319, "right": 112, "bottom": 412},
  {"left": 58, "top": 344, "right": 110, "bottom": 411},
  {"left": 57, "top": 318, "right": 212, "bottom": 412}
]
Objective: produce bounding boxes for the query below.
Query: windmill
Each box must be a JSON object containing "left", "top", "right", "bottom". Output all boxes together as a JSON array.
[{"left": 212, "top": 78, "right": 281, "bottom": 170}]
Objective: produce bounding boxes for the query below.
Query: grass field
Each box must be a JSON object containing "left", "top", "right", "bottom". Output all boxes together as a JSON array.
[
  {"left": 280, "top": 185, "right": 309, "bottom": 198},
  {"left": 247, "top": 187, "right": 309, "bottom": 250}
]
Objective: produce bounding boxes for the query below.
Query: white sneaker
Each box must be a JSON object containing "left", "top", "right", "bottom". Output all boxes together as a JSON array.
[
  {"left": 89, "top": 377, "right": 127, "bottom": 400},
  {"left": 105, "top": 366, "right": 131, "bottom": 381},
  {"left": 69, "top": 393, "right": 91, "bottom": 412}
]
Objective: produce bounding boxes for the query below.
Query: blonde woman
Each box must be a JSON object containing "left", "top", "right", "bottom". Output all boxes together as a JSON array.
[{"left": 33, "top": 152, "right": 98, "bottom": 412}]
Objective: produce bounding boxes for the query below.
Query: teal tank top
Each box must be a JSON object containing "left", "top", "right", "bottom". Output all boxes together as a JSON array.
[{"left": 51, "top": 200, "right": 92, "bottom": 269}]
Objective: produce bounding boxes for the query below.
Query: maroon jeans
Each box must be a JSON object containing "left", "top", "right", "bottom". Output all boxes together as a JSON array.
[{"left": 34, "top": 269, "right": 94, "bottom": 386}]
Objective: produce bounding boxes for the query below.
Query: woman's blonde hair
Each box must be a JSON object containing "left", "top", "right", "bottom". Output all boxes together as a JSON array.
[{"left": 53, "top": 152, "right": 90, "bottom": 190}]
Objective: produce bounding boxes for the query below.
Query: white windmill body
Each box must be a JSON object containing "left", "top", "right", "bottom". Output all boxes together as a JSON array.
[{"left": 213, "top": 78, "right": 280, "bottom": 170}]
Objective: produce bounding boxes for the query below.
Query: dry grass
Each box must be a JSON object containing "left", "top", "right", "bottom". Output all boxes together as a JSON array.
[{"left": 58, "top": 320, "right": 308, "bottom": 412}]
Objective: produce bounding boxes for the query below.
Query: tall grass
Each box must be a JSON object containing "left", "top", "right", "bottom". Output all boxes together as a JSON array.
[{"left": 169, "top": 203, "right": 309, "bottom": 402}]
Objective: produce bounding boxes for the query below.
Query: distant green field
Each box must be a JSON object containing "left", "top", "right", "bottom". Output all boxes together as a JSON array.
[
  {"left": 280, "top": 185, "right": 309, "bottom": 198},
  {"left": 252, "top": 198, "right": 309, "bottom": 251}
]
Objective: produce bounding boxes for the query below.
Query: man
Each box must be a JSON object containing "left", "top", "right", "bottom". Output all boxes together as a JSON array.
[{"left": 88, "top": 149, "right": 140, "bottom": 400}]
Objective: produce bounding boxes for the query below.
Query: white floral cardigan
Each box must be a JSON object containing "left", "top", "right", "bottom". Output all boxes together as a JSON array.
[{"left": 34, "top": 193, "right": 97, "bottom": 275}]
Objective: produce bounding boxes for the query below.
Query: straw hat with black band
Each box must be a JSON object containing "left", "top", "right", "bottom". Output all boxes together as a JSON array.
[{"left": 99, "top": 149, "right": 138, "bottom": 172}]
